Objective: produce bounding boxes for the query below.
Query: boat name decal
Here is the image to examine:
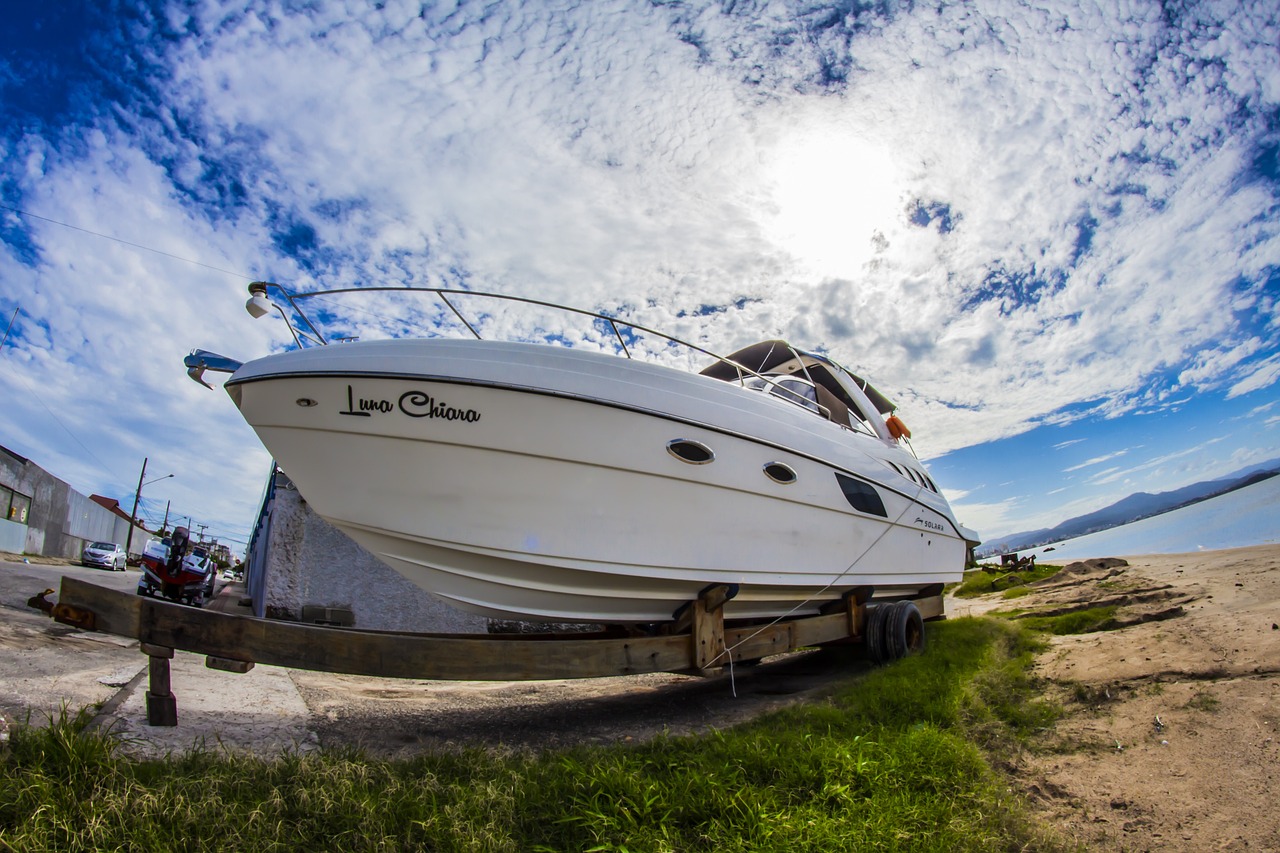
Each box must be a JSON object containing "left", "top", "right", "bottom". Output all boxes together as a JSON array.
[
  {"left": 913, "top": 517, "right": 945, "bottom": 532},
  {"left": 340, "top": 385, "right": 481, "bottom": 423}
]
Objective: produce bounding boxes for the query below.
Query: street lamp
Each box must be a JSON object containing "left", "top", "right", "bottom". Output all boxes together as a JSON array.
[{"left": 125, "top": 457, "right": 174, "bottom": 559}]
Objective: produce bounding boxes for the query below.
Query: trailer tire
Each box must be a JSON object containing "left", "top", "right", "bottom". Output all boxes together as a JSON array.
[
  {"left": 865, "top": 603, "right": 890, "bottom": 665},
  {"left": 885, "top": 601, "right": 925, "bottom": 661}
]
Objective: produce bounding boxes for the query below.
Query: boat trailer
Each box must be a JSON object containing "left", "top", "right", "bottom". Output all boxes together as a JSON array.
[{"left": 30, "top": 577, "right": 944, "bottom": 727}]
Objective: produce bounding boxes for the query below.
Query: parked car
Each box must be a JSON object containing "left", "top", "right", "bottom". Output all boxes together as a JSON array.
[{"left": 81, "top": 541, "right": 127, "bottom": 571}]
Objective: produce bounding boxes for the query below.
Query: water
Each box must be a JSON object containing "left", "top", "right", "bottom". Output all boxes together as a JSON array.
[{"left": 1020, "top": 474, "right": 1280, "bottom": 563}]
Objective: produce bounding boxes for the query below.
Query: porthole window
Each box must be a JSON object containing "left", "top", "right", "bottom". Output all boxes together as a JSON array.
[
  {"left": 666, "top": 439, "right": 715, "bottom": 465},
  {"left": 763, "top": 462, "right": 797, "bottom": 484}
]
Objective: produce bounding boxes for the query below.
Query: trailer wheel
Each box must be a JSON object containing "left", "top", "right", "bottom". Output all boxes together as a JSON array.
[
  {"left": 865, "top": 603, "right": 890, "bottom": 665},
  {"left": 885, "top": 601, "right": 925, "bottom": 661}
]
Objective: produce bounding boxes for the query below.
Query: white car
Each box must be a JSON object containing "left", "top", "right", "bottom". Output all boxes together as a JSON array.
[{"left": 81, "top": 541, "right": 127, "bottom": 571}]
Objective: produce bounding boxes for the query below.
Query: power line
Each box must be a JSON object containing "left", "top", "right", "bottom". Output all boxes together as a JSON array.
[
  {"left": 0, "top": 202, "right": 250, "bottom": 280},
  {"left": 0, "top": 203, "right": 259, "bottom": 510}
]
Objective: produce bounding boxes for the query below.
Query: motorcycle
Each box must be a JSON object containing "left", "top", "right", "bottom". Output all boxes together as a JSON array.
[{"left": 136, "top": 526, "right": 216, "bottom": 607}]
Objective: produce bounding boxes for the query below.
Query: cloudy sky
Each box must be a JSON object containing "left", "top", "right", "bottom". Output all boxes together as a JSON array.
[{"left": 2, "top": 0, "right": 1278, "bottom": 552}]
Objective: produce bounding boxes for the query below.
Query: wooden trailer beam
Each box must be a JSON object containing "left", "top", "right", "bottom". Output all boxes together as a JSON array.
[
  {"left": 47, "top": 578, "right": 946, "bottom": 685},
  {"left": 53, "top": 577, "right": 699, "bottom": 681}
]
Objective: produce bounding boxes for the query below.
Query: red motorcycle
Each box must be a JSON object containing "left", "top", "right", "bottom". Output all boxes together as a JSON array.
[{"left": 136, "top": 526, "right": 216, "bottom": 607}]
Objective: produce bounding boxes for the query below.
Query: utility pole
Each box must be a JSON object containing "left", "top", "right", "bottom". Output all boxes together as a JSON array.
[
  {"left": 196, "top": 523, "right": 208, "bottom": 542},
  {"left": 125, "top": 458, "right": 148, "bottom": 560},
  {"left": 162, "top": 500, "right": 170, "bottom": 534},
  {"left": 125, "top": 460, "right": 174, "bottom": 559}
]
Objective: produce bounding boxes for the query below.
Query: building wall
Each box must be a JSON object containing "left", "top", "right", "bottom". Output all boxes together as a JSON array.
[
  {"left": 255, "top": 472, "right": 489, "bottom": 634},
  {"left": 0, "top": 444, "right": 137, "bottom": 558},
  {"left": 0, "top": 518, "right": 24, "bottom": 552},
  {"left": 66, "top": 491, "right": 117, "bottom": 543}
]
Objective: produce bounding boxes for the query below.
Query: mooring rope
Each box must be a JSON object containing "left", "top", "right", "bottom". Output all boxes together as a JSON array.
[{"left": 716, "top": 478, "right": 929, "bottom": 696}]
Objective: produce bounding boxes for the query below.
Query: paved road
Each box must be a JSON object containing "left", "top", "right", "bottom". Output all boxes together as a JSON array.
[{"left": 1, "top": 558, "right": 141, "bottom": 605}]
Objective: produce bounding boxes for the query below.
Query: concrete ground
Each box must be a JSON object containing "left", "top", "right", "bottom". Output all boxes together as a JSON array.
[
  {"left": 100, "top": 582, "right": 322, "bottom": 758},
  {"left": 0, "top": 557, "right": 318, "bottom": 757}
]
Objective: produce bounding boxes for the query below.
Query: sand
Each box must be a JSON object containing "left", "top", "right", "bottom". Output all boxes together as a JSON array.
[{"left": 955, "top": 544, "right": 1280, "bottom": 852}]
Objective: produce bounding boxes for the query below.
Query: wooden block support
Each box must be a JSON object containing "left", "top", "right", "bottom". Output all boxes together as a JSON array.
[
  {"left": 843, "top": 586, "right": 874, "bottom": 641},
  {"left": 690, "top": 584, "right": 735, "bottom": 674},
  {"left": 144, "top": 645, "right": 178, "bottom": 727},
  {"left": 206, "top": 656, "right": 255, "bottom": 674}
]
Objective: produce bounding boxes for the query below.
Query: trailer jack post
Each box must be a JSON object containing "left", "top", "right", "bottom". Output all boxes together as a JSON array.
[{"left": 141, "top": 643, "right": 178, "bottom": 727}]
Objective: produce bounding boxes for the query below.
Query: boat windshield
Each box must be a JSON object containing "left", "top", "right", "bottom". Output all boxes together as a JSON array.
[{"left": 743, "top": 375, "right": 822, "bottom": 415}]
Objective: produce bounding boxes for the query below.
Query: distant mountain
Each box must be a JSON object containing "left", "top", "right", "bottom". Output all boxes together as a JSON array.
[{"left": 975, "top": 457, "right": 1280, "bottom": 557}]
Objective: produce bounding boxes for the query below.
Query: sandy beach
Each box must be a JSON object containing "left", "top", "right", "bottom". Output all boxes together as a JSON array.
[{"left": 962, "top": 544, "right": 1280, "bottom": 852}]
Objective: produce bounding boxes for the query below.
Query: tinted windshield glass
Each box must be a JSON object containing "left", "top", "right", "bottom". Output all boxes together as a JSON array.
[
  {"left": 90, "top": 542, "right": 115, "bottom": 550},
  {"left": 772, "top": 378, "right": 821, "bottom": 413},
  {"left": 741, "top": 374, "right": 821, "bottom": 414}
]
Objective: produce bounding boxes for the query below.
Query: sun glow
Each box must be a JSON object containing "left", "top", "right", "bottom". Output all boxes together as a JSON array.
[{"left": 767, "top": 130, "right": 904, "bottom": 277}]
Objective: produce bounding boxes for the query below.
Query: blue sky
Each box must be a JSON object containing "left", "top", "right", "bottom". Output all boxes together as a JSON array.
[{"left": 1, "top": 1, "right": 1278, "bottom": 551}]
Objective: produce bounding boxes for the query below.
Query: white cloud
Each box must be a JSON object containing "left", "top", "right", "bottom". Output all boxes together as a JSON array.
[
  {"left": 1227, "top": 354, "right": 1280, "bottom": 399},
  {"left": 2, "top": 0, "right": 1279, "bottom": 542},
  {"left": 1064, "top": 450, "right": 1130, "bottom": 473}
]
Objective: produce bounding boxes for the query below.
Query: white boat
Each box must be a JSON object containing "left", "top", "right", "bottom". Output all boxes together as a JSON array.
[{"left": 189, "top": 284, "right": 978, "bottom": 624}]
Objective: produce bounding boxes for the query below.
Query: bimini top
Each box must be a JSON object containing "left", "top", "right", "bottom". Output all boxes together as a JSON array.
[{"left": 700, "top": 340, "right": 897, "bottom": 416}]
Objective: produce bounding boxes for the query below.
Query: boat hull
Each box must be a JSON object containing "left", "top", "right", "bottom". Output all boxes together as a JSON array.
[{"left": 229, "top": 340, "right": 967, "bottom": 623}]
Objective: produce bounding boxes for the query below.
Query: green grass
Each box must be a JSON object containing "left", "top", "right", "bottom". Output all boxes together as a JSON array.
[
  {"left": 984, "top": 605, "right": 1121, "bottom": 636},
  {"left": 953, "top": 564, "right": 1063, "bottom": 598},
  {"left": 0, "top": 619, "right": 1067, "bottom": 852},
  {"left": 1010, "top": 606, "right": 1120, "bottom": 636}
]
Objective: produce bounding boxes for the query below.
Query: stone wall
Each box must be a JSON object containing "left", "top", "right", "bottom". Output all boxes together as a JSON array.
[{"left": 257, "top": 474, "right": 489, "bottom": 633}]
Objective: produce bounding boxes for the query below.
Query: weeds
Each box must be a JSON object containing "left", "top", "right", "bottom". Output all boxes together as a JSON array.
[
  {"left": 0, "top": 619, "right": 1068, "bottom": 852},
  {"left": 1015, "top": 606, "right": 1120, "bottom": 635},
  {"left": 986, "top": 605, "right": 1121, "bottom": 636},
  {"left": 1184, "top": 691, "right": 1221, "bottom": 712},
  {"left": 953, "top": 565, "right": 1063, "bottom": 599}
]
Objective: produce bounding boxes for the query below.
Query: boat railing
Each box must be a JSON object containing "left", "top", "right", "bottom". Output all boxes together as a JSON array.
[{"left": 243, "top": 281, "right": 849, "bottom": 425}]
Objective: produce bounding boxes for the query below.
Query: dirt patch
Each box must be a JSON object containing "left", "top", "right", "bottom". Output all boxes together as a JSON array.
[{"left": 958, "top": 545, "right": 1280, "bottom": 852}]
